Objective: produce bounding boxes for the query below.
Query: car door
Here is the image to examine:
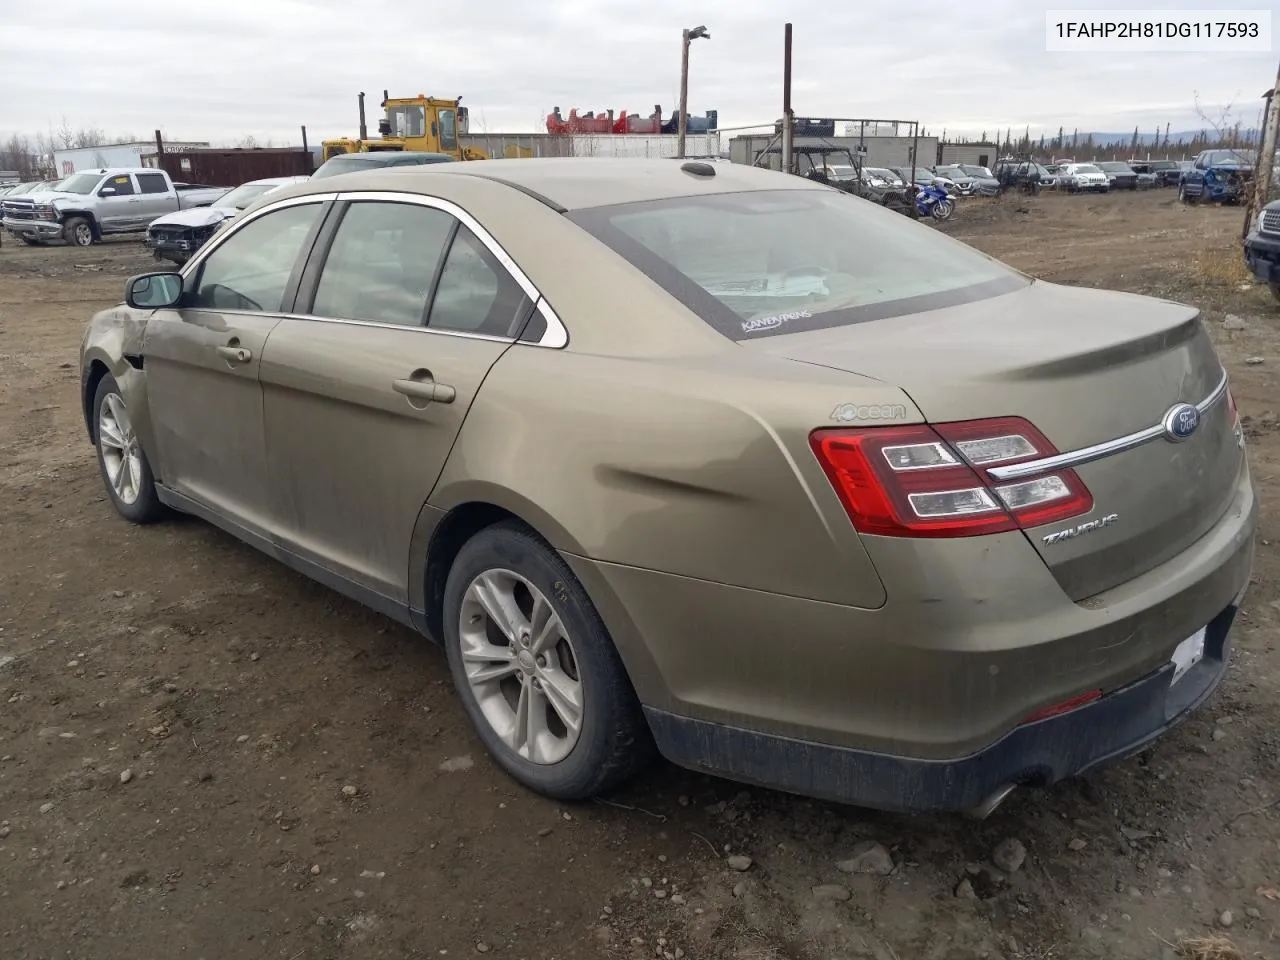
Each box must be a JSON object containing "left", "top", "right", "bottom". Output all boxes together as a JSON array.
[
  {"left": 95, "top": 173, "right": 143, "bottom": 231},
  {"left": 142, "top": 197, "right": 330, "bottom": 536},
  {"left": 135, "top": 171, "right": 178, "bottom": 222},
  {"left": 258, "top": 195, "right": 533, "bottom": 606}
]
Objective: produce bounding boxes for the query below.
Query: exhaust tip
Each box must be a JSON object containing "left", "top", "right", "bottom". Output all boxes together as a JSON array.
[{"left": 964, "top": 783, "right": 1018, "bottom": 820}]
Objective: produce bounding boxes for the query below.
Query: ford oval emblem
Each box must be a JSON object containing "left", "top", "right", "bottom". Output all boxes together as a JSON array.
[{"left": 1162, "top": 402, "right": 1200, "bottom": 442}]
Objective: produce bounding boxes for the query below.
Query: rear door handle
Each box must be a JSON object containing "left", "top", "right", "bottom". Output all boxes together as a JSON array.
[
  {"left": 216, "top": 345, "right": 252, "bottom": 363},
  {"left": 393, "top": 377, "right": 456, "bottom": 404}
]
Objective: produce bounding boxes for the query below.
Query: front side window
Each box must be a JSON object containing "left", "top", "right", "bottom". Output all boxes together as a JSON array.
[
  {"left": 570, "top": 189, "right": 1026, "bottom": 341},
  {"left": 137, "top": 173, "right": 169, "bottom": 195},
  {"left": 311, "top": 201, "right": 454, "bottom": 327},
  {"left": 428, "top": 226, "right": 531, "bottom": 336},
  {"left": 102, "top": 174, "right": 135, "bottom": 196},
  {"left": 190, "top": 203, "right": 322, "bottom": 313}
]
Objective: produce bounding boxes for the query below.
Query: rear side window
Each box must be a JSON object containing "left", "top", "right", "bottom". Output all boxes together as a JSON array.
[
  {"left": 428, "top": 226, "right": 532, "bottom": 336},
  {"left": 569, "top": 190, "right": 1026, "bottom": 341},
  {"left": 137, "top": 173, "right": 169, "bottom": 194},
  {"left": 311, "top": 201, "right": 454, "bottom": 326}
]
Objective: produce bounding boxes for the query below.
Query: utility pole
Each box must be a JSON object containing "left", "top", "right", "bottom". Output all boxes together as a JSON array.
[
  {"left": 677, "top": 25, "right": 709, "bottom": 159},
  {"left": 781, "top": 22, "right": 794, "bottom": 175},
  {"left": 1249, "top": 61, "right": 1280, "bottom": 239}
]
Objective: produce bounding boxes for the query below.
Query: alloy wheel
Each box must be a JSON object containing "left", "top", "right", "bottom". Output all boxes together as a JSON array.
[
  {"left": 98, "top": 393, "right": 143, "bottom": 505},
  {"left": 459, "top": 569, "right": 583, "bottom": 765},
  {"left": 74, "top": 223, "right": 93, "bottom": 246}
]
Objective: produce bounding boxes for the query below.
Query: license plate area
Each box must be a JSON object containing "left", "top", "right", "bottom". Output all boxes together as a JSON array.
[{"left": 1170, "top": 627, "right": 1207, "bottom": 687}]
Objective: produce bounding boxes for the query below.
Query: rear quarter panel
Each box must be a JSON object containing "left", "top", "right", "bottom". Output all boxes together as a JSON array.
[{"left": 429, "top": 343, "right": 918, "bottom": 608}]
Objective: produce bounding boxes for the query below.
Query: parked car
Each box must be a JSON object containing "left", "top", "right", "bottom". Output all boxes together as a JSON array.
[
  {"left": 1097, "top": 161, "right": 1139, "bottom": 190},
  {"left": 79, "top": 158, "right": 1255, "bottom": 815},
  {"left": 855, "top": 167, "right": 912, "bottom": 209},
  {"left": 1244, "top": 198, "right": 1280, "bottom": 300},
  {"left": 1057, "top": 163, "right": 1110, "bottom": 193},
  {"left": 932, "top": 165, "right": 977, "bottom": 196},
  {"left": 311, "top": 151, "right": 456, "bottom": 180},
  {"left": 2, "top": 169, "right": 227, "bottom": 246},
  {"left": 1130, "top": 160, "right": 1177, "bottom": 187},
  {"left": 820, "top": 163, "right": 859, "bottom": 184},
  {"left": 944, "top": 164, "right": 1002, "bottom": 196},
  {"left": 144, "top": 175, "right": 312, "bottom": 265},
  {"left": 865, "top": 167, "right": 906, "bottom": 188},
  {"left": 994, "top": 160, "right": 1055, "bottom": 193},
  {"left": 893, "top": 166, "right": 959, "bottom": 196},
  {"left": 1180, "top": 149, "right": 1255, "bottom": 205},
  {"left": 1143, "top": 160, "right": 1183, "bottom": 186}
]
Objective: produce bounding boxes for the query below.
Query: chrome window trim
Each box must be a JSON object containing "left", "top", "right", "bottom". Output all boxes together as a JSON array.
[
  {"left": 279, "top": 311, "right": 517, "bottom": 344},
  {"left": 177, "top": 189, "right": 568, "bottom": 350},
  {"left": 332, "top": 190, "right": 567, "bottom": 348},
  {"left": 987, "top": 369, "right": 1229, "bottom": 482},
  {"left": 178, "top": 193, "right": 338, "bottom": 279}
]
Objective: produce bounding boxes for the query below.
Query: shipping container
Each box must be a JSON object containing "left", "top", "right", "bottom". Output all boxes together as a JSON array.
[{"left": 142, "top": 147, "right": 317, "bottom": 186}]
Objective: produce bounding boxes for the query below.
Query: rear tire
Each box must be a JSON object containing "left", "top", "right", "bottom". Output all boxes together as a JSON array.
[
  {"left": 63, "top": 217, "right": 94, "bottom": 246},
  {"left": 442, "top": 520, "right": 654, "bottom": 799}
]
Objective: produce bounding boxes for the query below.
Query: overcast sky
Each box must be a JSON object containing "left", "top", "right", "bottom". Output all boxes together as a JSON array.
[{"left": 0, "top": 0, "right": 1274, "bottom": 146}]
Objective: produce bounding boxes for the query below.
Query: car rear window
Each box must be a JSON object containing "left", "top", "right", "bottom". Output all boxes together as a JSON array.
[{"left": 569, "top": 190, "right": 1027, "bottom": 340}]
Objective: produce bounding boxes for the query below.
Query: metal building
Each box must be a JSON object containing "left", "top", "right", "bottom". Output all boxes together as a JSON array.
[{"left": 53, "top": 141, "right": 209, "bottom": 177}]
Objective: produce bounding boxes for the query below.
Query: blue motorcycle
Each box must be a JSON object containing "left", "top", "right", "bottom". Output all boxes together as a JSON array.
[{"left": 915, "top": 183, "right": 955, "bottom": 221}]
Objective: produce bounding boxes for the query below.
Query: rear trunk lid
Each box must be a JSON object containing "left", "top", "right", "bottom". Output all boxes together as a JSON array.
[{"left": 744, "top": 280, "right": 1243, "bottom": 600}]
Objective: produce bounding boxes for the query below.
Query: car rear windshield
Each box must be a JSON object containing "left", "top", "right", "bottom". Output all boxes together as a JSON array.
[{"left": 569, "top": 189, "right": 1027, "bottom": 341}]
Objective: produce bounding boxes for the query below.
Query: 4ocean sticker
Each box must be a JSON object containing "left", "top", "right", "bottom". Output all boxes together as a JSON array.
[{"left": 740, "top": 309, "right": 812, "bottom": 334}]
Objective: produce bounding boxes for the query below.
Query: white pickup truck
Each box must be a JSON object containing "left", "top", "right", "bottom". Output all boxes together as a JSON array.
[{"left": 1, "top": 168, "right": 228, "bottom": 247}]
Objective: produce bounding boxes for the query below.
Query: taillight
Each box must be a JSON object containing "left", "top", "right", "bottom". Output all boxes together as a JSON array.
[{"left": 810, "top": 417, "right": 1093, "bottom": 538}]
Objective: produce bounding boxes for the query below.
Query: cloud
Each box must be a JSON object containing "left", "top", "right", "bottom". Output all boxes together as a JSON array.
[{"left": 0, "top": 0, "right": 1271, "bottom": 144}]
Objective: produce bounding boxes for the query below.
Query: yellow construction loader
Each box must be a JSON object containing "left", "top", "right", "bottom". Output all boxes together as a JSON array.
[{"left": 321, "top": 91, "right": 490, "bottom": 162}]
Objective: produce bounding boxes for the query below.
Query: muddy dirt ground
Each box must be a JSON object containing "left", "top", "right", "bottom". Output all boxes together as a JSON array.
[{"left": 1, "top": 190, "right": 1278, "bottom": 960}]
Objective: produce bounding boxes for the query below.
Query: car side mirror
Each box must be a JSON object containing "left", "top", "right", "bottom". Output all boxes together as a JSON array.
[
  {"left": 126, "top": 272, "right": 184, "bottom": 310},
  {"left": 99, "top": 186, "right": 117, "bottom": 196}
]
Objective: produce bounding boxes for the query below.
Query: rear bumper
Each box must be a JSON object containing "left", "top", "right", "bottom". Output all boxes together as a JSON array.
[
  {"left": 568, "top": 455, "right": 1255, "bottom": 813},
  {"left": 647, "top": 602, "right": 1238, "bottom": 812}
]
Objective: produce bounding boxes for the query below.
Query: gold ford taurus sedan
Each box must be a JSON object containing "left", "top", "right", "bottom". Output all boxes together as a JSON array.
[{"left": 79, "top": 158, "right": 1256, "bottom": 814}]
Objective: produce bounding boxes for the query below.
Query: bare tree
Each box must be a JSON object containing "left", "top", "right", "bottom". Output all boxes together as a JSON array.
[{"left": 72, "top": 126, "right": 107, "bottom": 148}]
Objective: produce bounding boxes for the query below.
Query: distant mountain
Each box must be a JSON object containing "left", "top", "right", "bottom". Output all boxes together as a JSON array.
[{"left": 1064, "top": 129, "right": 1260, "bottom": 145}]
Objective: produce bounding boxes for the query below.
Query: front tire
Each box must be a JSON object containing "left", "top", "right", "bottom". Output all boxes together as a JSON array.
[
  {"left": 93, "top": 374, "right": 165, "bottom": 524},
  {"left": 443, "top": 521, "right": 653, "bottom": 799},
  {"left": 933, "top": 198, "right": 955, "bottom": 221},
  {"left": 63, "top": 217, "right": 94, "bottom": 246}
]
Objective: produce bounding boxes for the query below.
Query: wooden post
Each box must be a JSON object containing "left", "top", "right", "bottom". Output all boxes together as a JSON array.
[
  {"left": 781, "top": 23, "right": 793, "bottom": 175},
  {"left": 154, "top": 129, "right": 165, "bottom": 157},
  {"left": 1248, "top": 61, "right": 1280, "bottom": 239},
  {"left": 301, "top": 125, "right": 312, "bottom": 173}
]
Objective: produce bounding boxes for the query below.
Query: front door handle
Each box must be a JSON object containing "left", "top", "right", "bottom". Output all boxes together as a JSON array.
[
  {"left": 216, "top": 345, "right": 252, "bottom": 363},
  {"left": 393, "top": 377, "right": 456, "bottom": 404}
]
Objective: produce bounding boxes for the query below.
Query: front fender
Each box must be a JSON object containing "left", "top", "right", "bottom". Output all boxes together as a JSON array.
[{"left": 79, "top": 304, "right": 159, "bottom": 474}]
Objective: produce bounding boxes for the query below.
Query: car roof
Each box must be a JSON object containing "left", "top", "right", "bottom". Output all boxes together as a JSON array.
[{"left": 280, "top": 157, "right": 818, "bottom": 210}]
